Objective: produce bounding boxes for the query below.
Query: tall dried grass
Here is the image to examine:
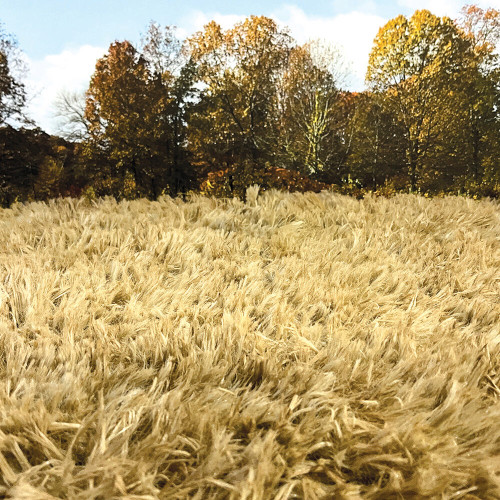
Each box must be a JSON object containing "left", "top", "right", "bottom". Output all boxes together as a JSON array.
[{"left": 0, "top": 189, "right": 499, "bottom": 499}]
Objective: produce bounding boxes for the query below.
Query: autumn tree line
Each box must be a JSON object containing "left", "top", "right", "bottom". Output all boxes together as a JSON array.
[{"left": 0, "top": 5, "right": 499, "bottom": 206}]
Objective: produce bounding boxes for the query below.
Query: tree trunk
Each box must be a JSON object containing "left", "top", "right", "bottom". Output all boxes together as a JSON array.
[
  {"left": 407, "top": 140, "right": 419, "bottom": 192},
  {"left": 471, "top": 122, "right": 481, "bottom": 183}
]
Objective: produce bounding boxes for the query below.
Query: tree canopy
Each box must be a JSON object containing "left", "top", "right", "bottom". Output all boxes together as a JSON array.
[
  {"left": 0, "top": 24, "right": 26, "bottom": 125},
  {"left": 0, "top": 6, "right": 499, "bottom": 206}
]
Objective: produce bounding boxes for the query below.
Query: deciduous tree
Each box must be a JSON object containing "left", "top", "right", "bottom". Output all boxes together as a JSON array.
[
  {"left": 84, "top": 32, "right": 194, "bottom": 198},
  {"left": 347, "top": 92, "right": 406, "bottom": 190},
  {"left": 366, "top": 10, "right": 473, "bottom": 191},
  {"left": 456, "top": 5, "right": 499, "bottom": 191},
  {"left": 85, "top": 41, "right": 154, "bottom": 195},
  {"left": 277, "top": 42, "right": 340, "bottom": 176},
  {"left": 0, "top": 23, "right": 25, "bottom": 125},
  {"left": 141, "top": 22, "right": 195, "bottom": 194},
  {"left": 188, "top": 16, "right": 291, "bottom": 179}
]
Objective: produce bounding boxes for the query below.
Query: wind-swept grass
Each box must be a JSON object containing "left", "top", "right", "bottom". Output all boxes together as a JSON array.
[{"left": 0, "top": 189, "right": 499, "bottom": 499}]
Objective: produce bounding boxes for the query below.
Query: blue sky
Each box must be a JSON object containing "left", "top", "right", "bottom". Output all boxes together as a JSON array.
[{"left": 1, "top": 0, "right": 498, "bottom": 133}]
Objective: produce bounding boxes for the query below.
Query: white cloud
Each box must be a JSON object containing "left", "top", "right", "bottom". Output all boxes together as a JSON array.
[
  {"left": 397, "top": 0, "right": 500, "bottom": 16},
  {"left": 397, "top": 0, "right": 462, "bottom": 16},
  {"left": 24, "top": 45, "right": 105, "bottom": 134},
  {"left": 179, "top": 10, "right": 247, "bottom": 39},
  {"left": 182, "top": 6, "right": 384, "bottom": 90},
  {"left": 272, "top": 6, "right": 385, "bottom": 89}
]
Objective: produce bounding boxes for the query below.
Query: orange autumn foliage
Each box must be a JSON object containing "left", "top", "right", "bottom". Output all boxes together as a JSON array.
[{"left": 200, "top": 165, "right": 329, "bottom": 198}]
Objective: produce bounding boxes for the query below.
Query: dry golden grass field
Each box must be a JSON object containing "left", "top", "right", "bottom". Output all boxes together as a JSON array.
[{"left": 0, "top": 189, "right": 499, "bottom": 499}]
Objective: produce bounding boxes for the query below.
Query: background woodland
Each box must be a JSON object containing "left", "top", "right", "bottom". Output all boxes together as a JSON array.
[{"left": 0, "top": 5, "right": 499, "bottom": 205}]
